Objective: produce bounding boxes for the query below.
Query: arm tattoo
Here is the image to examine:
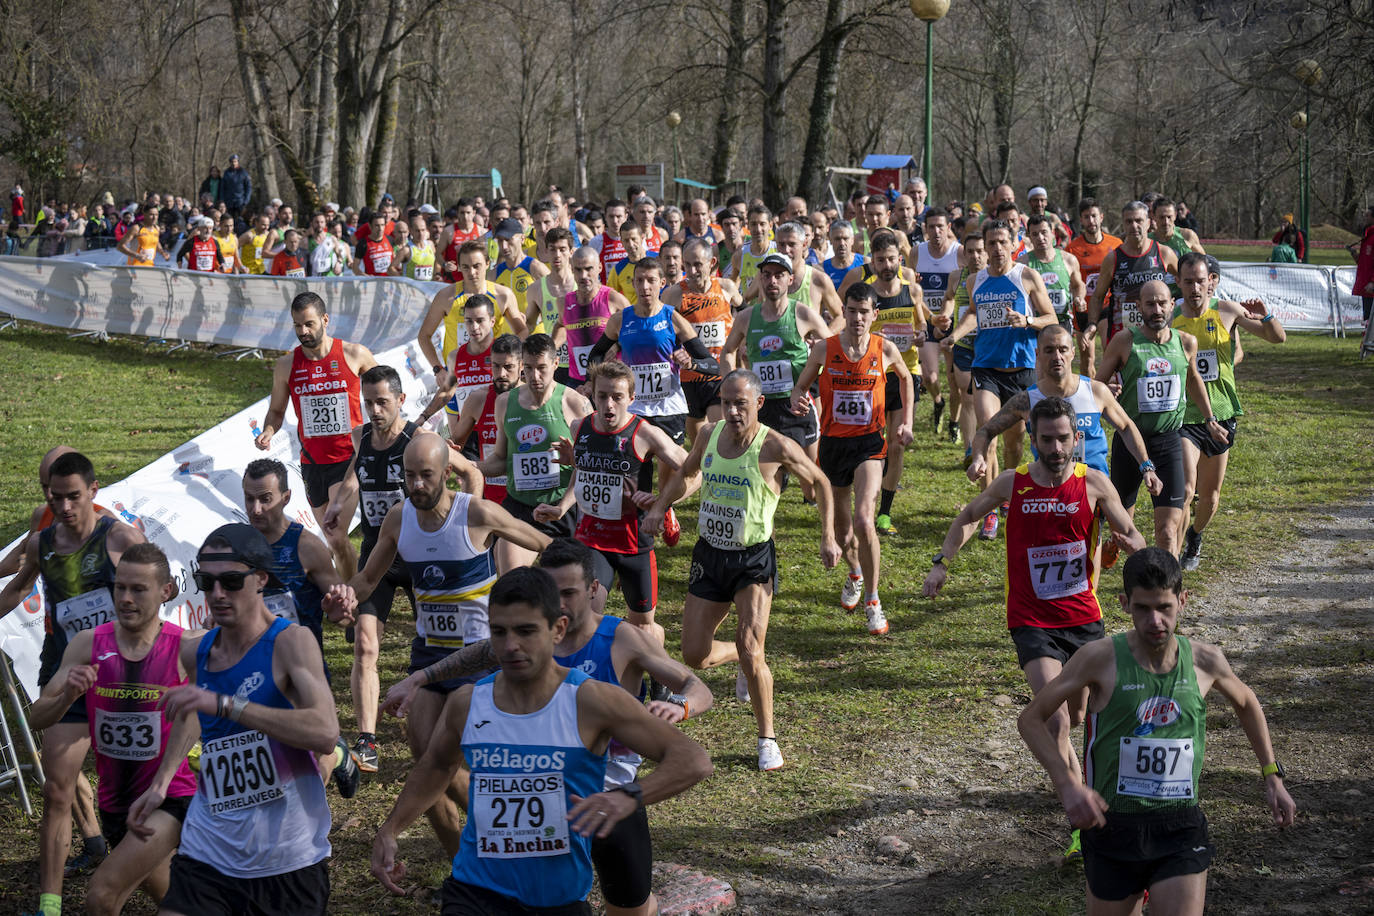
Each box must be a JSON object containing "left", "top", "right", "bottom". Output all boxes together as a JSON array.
[
  {"left": 421, "top": 640, "right": 497, "bottom": 685},
  {"left": 983, "top": 393, "right": 1030, "bottom": 438}
]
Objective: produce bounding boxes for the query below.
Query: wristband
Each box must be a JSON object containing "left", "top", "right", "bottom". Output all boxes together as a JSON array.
[
  {"left": 226, "top": 695, "right": 246, "bottom": 723},
  {"left": 1139, "top": 460, "right": 1156, "bottom": 474},
  {"left": 216, "top": 693, "right": 229, "bottom": 719},
  {"left": 1261, "top": 761, "right": 1284, "bottom": 778},
  {"left": 666, "top": 693, "right": 689, "bottom": 720}
]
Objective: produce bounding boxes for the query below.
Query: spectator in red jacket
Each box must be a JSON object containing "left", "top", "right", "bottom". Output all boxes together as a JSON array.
[{"left": 1350, "top": 206, "right": 1374, "bottom": 325}]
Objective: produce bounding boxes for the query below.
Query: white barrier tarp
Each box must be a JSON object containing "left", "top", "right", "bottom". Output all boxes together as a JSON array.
[
  {"left": 1214, "top": 261, "right": 1334, "bottom": 331},
  {"left": 1331, "top": 267, "right": 1366, "bottom": 331}
]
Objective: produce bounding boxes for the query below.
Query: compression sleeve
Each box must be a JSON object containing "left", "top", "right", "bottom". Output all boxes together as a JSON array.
[
  {"left": 587, "top": 332, "right": 616, "bottom": 370},
  {"left": 681, "top": 334, "right": 720, "bottom": 376}
]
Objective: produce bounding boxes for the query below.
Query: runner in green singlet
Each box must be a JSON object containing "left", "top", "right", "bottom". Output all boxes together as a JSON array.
[
  {"left": 1022, "top": 214, "right": 1086, "bottom": 334},
  {"left": 1019, "top": 547, "right": 1295, "bottom": 914},
  {"left": 1150, "top": 198, "right": 1206, "bottom": 297}
]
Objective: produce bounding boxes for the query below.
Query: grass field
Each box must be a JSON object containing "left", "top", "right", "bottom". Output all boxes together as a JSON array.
[
  {"left": 1204, "top": 243, "right": 1352, "bottom": 267},
  {"left": 0, "top": 322, "right": 1372, "bottom": 913}
]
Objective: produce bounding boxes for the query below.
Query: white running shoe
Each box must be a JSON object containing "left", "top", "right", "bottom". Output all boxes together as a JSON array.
[
  {"left": 735, "top": 670, "right": 751, "bottom": 704},
  {"left": 840, "top": 573, "right": 864, "bottom": 611},
  {"left": 865, "top": 598, "right": 889, "bottom": 636},
  {"left": 758, "top": 737, "right": 784, "bottom": 772}
]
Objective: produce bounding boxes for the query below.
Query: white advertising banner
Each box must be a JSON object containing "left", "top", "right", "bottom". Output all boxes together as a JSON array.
[
  {"left": 1214, "top": 261, "right": 1334, "bottom": 330},
  {"left": 1331, "top": 267, "right": 1366, "bottom": 332}
]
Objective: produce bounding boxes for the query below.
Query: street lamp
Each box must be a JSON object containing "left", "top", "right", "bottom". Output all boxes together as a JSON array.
[
  {"left": 665, "top": 110, "right": 682, "bottom": 205},
  {"left": 910, "top": 0, "right": 950, "bottom": 194},
  {"left": 1292, "top": 59, "right": 1322, "bottom": 263}
]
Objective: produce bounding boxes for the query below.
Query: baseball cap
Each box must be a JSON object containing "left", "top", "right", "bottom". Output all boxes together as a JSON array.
[
  {"left": 1028, "top": 186, "right": 1048, "bottom": 199},
  {"left": 1204, "top": 254, "right": 1222, "bottom": 277},
  {"left": 757, "top": 252, "right": 793, "bottom": 272},
  {"left": 380, "top": 193, "right": 395, "bottom": 203},
  {"left": 196, "top": 523, "right": 283, "bottom": 587},
  {"left": 418, "top": 203, "right": 438, "bottom": 215},
  {"left": 492, "top": 217, "right": 524, "bottom": 240}
]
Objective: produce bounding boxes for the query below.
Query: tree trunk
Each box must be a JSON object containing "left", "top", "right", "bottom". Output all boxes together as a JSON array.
[
  {"left": 709, "top": 0, "right": 748, "bottom": 188},
  {"left": 760, "top": 0, "right": 787, "bottom": 211},
  {"left": 569, "top": 0, "right": 588, "bottom": 200},
  {"left": 312, "top": 0, "right": 339, "bottom": 201},
  {"left": 228, "top": 0, "right": 280, "bottom": 205},
  {"left": 367, "top": 69, "right": 400, "bottom": 204},
  {"left": 794, "top": 0, "right": 846, "bottom": 205}
]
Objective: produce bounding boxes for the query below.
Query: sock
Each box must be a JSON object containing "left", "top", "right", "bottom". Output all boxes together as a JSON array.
[
  {"left": 38, "top": 893, "right": 61, "bottom": 916},
  {"left": 867, "top": 590, "right": 880, "bottom": 602},
  {"left": 82, "top": 834, "right": 107, "bottom": 858},
  {"left": 879, "top": 488, "right": 896, "bottom": 517},
  {"left": 849, "top": 568, "right": 862, "bottom": 579}
]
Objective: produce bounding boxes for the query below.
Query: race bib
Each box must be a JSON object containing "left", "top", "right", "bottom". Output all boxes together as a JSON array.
[
  {"left": 94, "top": 709, "right": 160, "bottom": 761},
  {"left": 1085, "top": 272, "right": 1099, "bottom": 295},
  {"left": 253, "top": 244, "right": 264, "bottom": 262},
  {"left": 1045, "top": 288, "right": 1068, "bottom": 314},
  {"left": 483, "top": 443, "right": 507, "bottom": 487},
  {"left": 1026, "top": 540, "right": 1089, "bottom": 600},
  {"left": 976, "top": 299, "right": 1014, "bottom": 330},
  {"left": 472, "top": 771, "right": 569, "bottom": 859},
  {"left": 1117, "top": 736, "right": 1195, "bottom": 800},
  {"left": 138, "top": 247, "right": 155, "bottom": 262},
  {"left": 263, "top": 591, "right": 298, "bottom": 624},
  {"left": 633, "top": 361, "right": 673, "bottom": 402},
  {"left": 362, "top": 490, "right": 403, "bottom": 527},
  {"left": 753, "top": 359, "right": 793, "bottom": 395},
  {"left": 414, "top": 265, "right": 433, "bottom": 280},
  {"left": 571, "top": 344, "right": 594, "bottom": 378},
  {"left": 695, "top": 321, "right": 726, "bottom": 348},
  {"left": 924, "top": 293, "right": 945, "bottom": 313},
  {"left": 1136, "top": 375, "right": 1180, "bottom": 413},
  {"left": 832, "top": 389, "right": 873, "bottom": 426},
  {"left": 698, "top": 500, "right": 744, "bottom": 550},
  {"left": 419, "top": 601, "right": 481, "bottom": 647},
  {"left": 1119, "top": 301, "right": 1143, "bottom": 330},
  {"left": 199, "top": 730, "right": 284, "bottom": 814},
  {"left": 513, "top": 451, "right": 558, "bottom": 491},
  {"left": 56, "top": 589, "right": 115, "bottom": 641},
  {"left": 300, "top": 392, "right": 350, "bottom": 438},
  {"left": 576, "top": 469, "right": 623, "bottom": 520},
  {"left": 882, "top": 322, "right": 915, "bottom": 352},
  {"left": 373, "top": 251, "right": 392, "bottom": 272},
  {"left": 286, "top": 267, "right": 305, "bottom": 279},
  {"left": 196, "top": 253, "right": 215, "bottom": 271},
  {"left": 1195, "top": 349, "right": 1219, "bottom": 383}
]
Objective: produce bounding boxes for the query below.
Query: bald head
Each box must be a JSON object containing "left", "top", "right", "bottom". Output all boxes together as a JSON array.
[
  {"left": 572, "top": 246, "right": 599, "bottom": 267},
  {"left": 405, "top": 431, "right": 449, "bottom": 471},
  {"left": 40, "top": 445, "right": 76, "bottom": 487},
  {"left": 403, "top": 432, "right": 451, "bottom": 510}
]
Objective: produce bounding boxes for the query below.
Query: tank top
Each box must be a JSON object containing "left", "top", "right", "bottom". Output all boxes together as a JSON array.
[
  {"left": 504, "top": 384, "right": 574, "bottom": 506},
  {"left": 744, "top": 299, "right": 810, "bottom": 400},
  {"left": 288, "top": 337, "right": 363, "bottom": 465},
  {"left": 619, "top": 304, "right": 687, "bottom": 418},
  {"left": 128, "top": 225, "right": 160, "bottom": 266},
  {"left": 786, "top": 264, "right": 815, "bottom": 311},
  {"left": 573, "top": 415, "right": 649, "bottom": 555},
  {"left": 87, "top": 622, "right": 197, "bottom": 812},
  {"left": 531, "top": 275, "right": 572, "bottom": 367},
  {"left": 1027, "top": 377, "right": 1109, "bottom": 475},
  {"left": 596, "top": 232, "right": 627, "bottom": 283},
  {"left": 181, "top": 618, "right": 331, "bottom": 877},
  {"left": 451, "top": 668, "right": 605, "bottom": 907},
  {"left": 554, "top": 616, "right": 644, "bottom": 788},
  {"left": 1063, "top": 233, "right": 1120, "bottom": 302},
  {"left": 215, "top": 233, "right": 238, "bottom": 272},
  {"left": 475, "top": 386, "right": 508, "bottom": 503},
  {"left": 1171, "top": 302, "right": 1241, "bottom": 423},
  {"left": 405, "top": 240, "right": 436, "bottom": 281},
  {"left": 1025, "top": 248, "right": 1072, "bottom": 319},
  {"left": 38, "top": 517, "right": 118, "bottom": 685},
  {"left": 1119, "top": 327, "right": 1188, "bottom": 436},
  {"left": 271, "top": 247, "right": 307, "bottom": 278},
  {"left": 495, "top": 255, "right": 539, "bottom": 315},
  {"left": 442, "top": 285, "right": 514, "bottom": 365},
  {"left": 952, "top": 266, "right": 977, "bottom": 352},
  {"left": 186, "top": 236, "right": 221, "bottom": 272},
  {"left": 450, "top": 340, "right": 494, "bottom": 414},
  {"left": 915, "top": 241, "right": 962, "bottom": 318},
  {"left": 677, "top": 278, "right": 732, "bottom": 383},
  {"left": 1005, "top": 463, "right": 1101, "bottom": 629},
  {"left": 971, "top": 264, "right": 1038, "bottom": 370},
  {"left": 262, "top": 522, "right": 324, "bottom": 644},
  {"left": 562, "top": 286, "right": 613, "bottom": 382},
  {"left": 823, "top": 253, "right": 864, "bottom": 289},
  {"left": 356, "top": 421, "right": 417, "bottom": 553},
  {"left": 1108, "top": 240, "right": 1166, "bottom": 341},
  {"left": 1086, "top": 634, "right": 1205, "bottom": 813},
  {"left": 698, "top": 423, "right": 778, "bottom": 550},
  {"left": 737, "top": 242, "right": 774, "bottom": 290},
  {"left": 241, "top": 230, "right": 269, "bottom": 274},
  {"left": 360, "top": 237, "right": 393, "bottom": 275},
  {"left": 819, "top": 334, "right": 887, "bottom": 438},
  {"left": 608, "top": 259, "right": 638, "bottom": 306},
  {"left": 873, "top": 277, "right": 922, "bottom": 372},
  {"left": 399, "top": 494, "right": 497, "bottom": 648}
]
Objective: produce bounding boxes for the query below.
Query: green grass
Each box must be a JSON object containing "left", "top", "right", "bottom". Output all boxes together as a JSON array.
[
  {"left": 1205, "top": 242, "right": 1352, "bottom": 267},
  {"left": 0, "top": 323, "right": 1371, "bottom": 913}
]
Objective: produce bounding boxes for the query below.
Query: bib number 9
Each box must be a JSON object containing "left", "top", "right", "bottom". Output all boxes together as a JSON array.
[{"left": 1195, "top": 349, "right": 1218, "bottom": 383}]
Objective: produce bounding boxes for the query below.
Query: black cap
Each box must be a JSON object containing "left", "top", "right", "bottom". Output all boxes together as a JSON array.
[
  {"left": 197, "top": 523, "right": 283, "bottom": 587},
  {"left": 492, "top": 217, "right": 525, "bottom": 240},
  {"left": 757, "top": 252, "right": 793, "bottom": 273},
  {"left": 1204, "top": 254, "right": 1222, "bottom": 277}
]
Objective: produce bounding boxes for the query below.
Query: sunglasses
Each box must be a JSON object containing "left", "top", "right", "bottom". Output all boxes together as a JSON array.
[{"left": 193, "top": 569, "right": 256, "bottom": 592}]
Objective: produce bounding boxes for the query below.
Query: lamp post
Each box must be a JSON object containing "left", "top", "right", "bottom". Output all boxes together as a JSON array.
[
  {"left": 666, "top": 110, "right": 682, "bottom": 205},
  {"left": 1293, "top": 59, "right": 1322, "bottom": 263},
  {"left": 910, "top": 0, "right": 950, "bottom": 194}
]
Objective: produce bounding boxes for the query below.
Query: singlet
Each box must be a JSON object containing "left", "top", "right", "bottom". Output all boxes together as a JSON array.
[
  {"left": 263, "top": 522, "right": 324, "bottom": 643},
  {"left": 744, "top": 299, "right": 810, "bottom": 400},
  {"left": 608, "top": 258, "right": 638, "bottom": 305},
  {"left": 786, "top": 264, "right": 815, "bottom": 311},
  {"left": 736, "top": 242, "right": 775, "bottom": 291},
  {"left": 405, "top": 240, "right": 436, "bottom": 281},
  {"left": 475, "top": 386, "right": 507, "bottom": 503},
  {"left": 288, "top": 337, "right": 363, "bottom": 465},
  {"left": 241, "top": 230, "right": 269, "bottom": 274},
  {"left": 1171, "top": 301, "right": 1241, "bottom": 423},
  {"left": 819, "top": 334, "right": 886, "bottom": 438},
  {"left": 1025, "top": 248, "right": 1073, "bottom": 320},
  {"left": 451, "top": 668, "right": 605, "bottom": 907},
  {"left": 873, "top": 277, "right": 922, "bottom": 373},
  {"left": 698, "top": 423, "right": 778, "bottom": 550},
  {"left": 127, "top": 225, "right": 160, "bottom": 266},
  {"left": 1086, "top": 633, "right": 1205, "bottom": 813},
  {"left": 823, "top": 253, "right": 864, "bottom": 289},
  {"left": 970, "top": 264, "right": 1037, "bottom": 370},
  {"left": 87, "top": 622, "right": 197, "bottom": 813},
  {"left": 356, "top": 421, "right": 416, "bottom": 554},
  {"left": 215, "top": 233, "right": 239, "bottom": 272},
  {"left": 449, "top": 340, "right": 493, "bottom": 415},
  {"left": 1028, "top": 377, "right": 1109, "bottom": 475},
  {"left": 399, "top": 494, "right": 497, "bottom": 649},
  {"left": 573, "top": 415, "right": 650, "bottom": 555},
  {"left": 555, "top": 616, "right": 645, "bottom": 788},
  {"left": 562, "top": 286, "right": 614, "bottom": 382},
  {"left": 270, "top": 247, "right": 307, "bottom": 278},
  {"left": 1119, "top": 327, "right": 1188, "bottom": 436},
  {"left": 677, "top": 278, "right": 732, "bottom": 383},
  {"left": 952, "top": 266, "right": 977, "bottom": 352},
  {"left": 595, "top": 232, "right": 628, "bottom": 283},
  {"left": 1005, "top": 463, "right": 1101, "bottom": 629},
  {"left": 1108, "top": 240, "right": 1167, "bottom": 341},
  {"left": 442, "top": 285, "right": 514, "bottom": 366},
  {"left": 186, "top": 236, "right": 221, "bottom": 272},
  {"left": 494, "top": 255, "right": 539, "bottom": 315},
  {"left": 37, "top": 517, "right": 118, "bottom": 685},
  {"left": 532, "top": 275, "right": 572, "bottom": 368},
  {"left": 619, "top": 304, "right": 687, "bottom": 418},
  {"left": 1063, "top": 232, "right": 1121, "bottom": 302},
  {"left": 504, "top": 384, "right": 575, "bottom": 506},
  {"left": 359, "top": 237, "right": 393, "bottom": 276},
  {"left": 915, "top": 242, "right": 962, "bottom": 320},
  {"left": 180, "top": 618, "right": 331, "bottom": 878}
]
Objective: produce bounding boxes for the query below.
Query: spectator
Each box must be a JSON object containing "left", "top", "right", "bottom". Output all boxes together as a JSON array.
[
  {"left": 1176, "top": 200, "right": 1199, "bottom": 232},
  {"left": 198, "top": 165, "right": 223, "bottom": 205},
  {"left": 8, "top": 181, "right": 23, "bottom": 223},
  {"left": 1269, "top": 224, "right": 1300, "bottom": 263},
  {"left": 1350, "top": 206, "right": 1374, "bottom": 326},
  {"left": 220, "top": 153, "right": 253, "bottom": 228},
  {"left": 63, "top": 206, "right": 88, "bottom": 252},
  {"left": 1272, "top": 213, "right": 1306, "bottom": 262}
]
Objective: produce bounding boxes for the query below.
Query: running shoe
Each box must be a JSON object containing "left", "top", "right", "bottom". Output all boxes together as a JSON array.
[
  {"left": 931, "top": 397, "right": 946, "bottom": 434},
  {"left": 647, "top": 677, "right": 673, "bottom": 703},
  {"left": 1101, "top": 539, "right": 1120, "bottom": 569},
  {"left": 758, "top": 737, "right": 785, "bottom": 772},
  {"left": 63, "top": 849, "right": 105, "bottom": 877},
  {"left": 1181, "top": 528, "right": 1202, "bottom": 571},
  {"left": 663, "top": 507, "right": 681, "bottom": 547},
  {"left": 736, "top": 670, "right": 751, "bottom": 704},
  {"left": 332, "top": 737, "right": 362, "bottom": 799},
  {"left": 947, "top": 419, "right": 960, "bottom": 444},
  {"left": 353, "top": 735, "right": 379, "bottom": 774},
  {"left": 875, "top": 513, "right": 897, "bottom": 536},
  {"left": 961, "top": 447, "right": 974, "bottom": 470},
  {"left": 865, "top": 598, "right": 889, "bottom": 635},
  {"left": 978, "top": 512, "right": 999, "bottom": 540},
  {"left": 840, "top": 573, "right": 864, "bottom": 611},
  {"left": 1062, "top": 828, "right": 1082, "bottom": 862}
]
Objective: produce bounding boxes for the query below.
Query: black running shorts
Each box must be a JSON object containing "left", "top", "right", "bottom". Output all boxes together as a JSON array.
[
  {"left": 160, "top": 854, "right": 330, "bottom": 916},
  {"left": 687, "top": 539, "right": 778, "bottom": 603},
  {"left": 1082, "top": 807, "right": 1214, "bottom": 902}
]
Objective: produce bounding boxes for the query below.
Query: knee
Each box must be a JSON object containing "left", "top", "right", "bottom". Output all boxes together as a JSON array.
[
  {"left": 679, "top": 638, "right": 709, "bottom": 669},
  {"left": 85, "top": 876, "right": 120, "bottom": 916},
  {"left": 853, "top": 505, "right": 876, "bottom": 533},
  {"left": 41, "top": 774, "right": 75, "bottom": 808},
  {"left": 737, "top": 633, "right": 767, "bottom": 666},
  {"left": 353, "top": 625, "right": 380, "bottom": 662}
]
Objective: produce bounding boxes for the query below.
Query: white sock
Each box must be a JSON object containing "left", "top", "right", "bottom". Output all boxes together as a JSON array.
[{"left": 849, "top": 568, "right": 862, "bottom": 578}]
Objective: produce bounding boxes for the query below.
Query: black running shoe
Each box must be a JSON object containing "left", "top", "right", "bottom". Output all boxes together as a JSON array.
[
  {"left": 332, "top": 737, "right": 362, "bottom": 798},
  {"left": 932, "top": 397, "right": 945, "bottom": 434},
  {"left": 1181, "top": 528, "right": 1202, "bottom": 571},
  {"left": 354, "top": 735, "right": 379, "bottom": 773}
]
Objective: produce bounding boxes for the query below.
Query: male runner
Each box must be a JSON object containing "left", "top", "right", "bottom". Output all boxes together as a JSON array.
[
  {"left": 658, "top": 239, "right": 684, "bottom": 286},
  {"left": 421, "top": 292, "right": 497, "bottom": 441},
  {"left": 127, "top": 525, "right": 349, "bottom": 916},
  {"left": 1150, "top": 197, "right": 1206, "bottom": 261},
  {"left": 268, "top": 228, "right": 310, "bottom": 277},
  {"left": 608, "top": 220, "right": 650, "bottom": 305},
  {"left": 728, "top": 204, "right": 776, "bottom": 289},
  {"left": 352, "top": 211, "right": 395, "bottom": 276},
  {"left": 438, "top": 198, "right": 483, "bottom": 282},
  {"left": 822, "top": 220, "right": 865, "bottom": 289},
  {"left": 446, "top": 334, "right": 523, "bottom": 506},
  {"left": 590, "top": 198, "right": 630, "bottom": 283},
  {"left": 716, "top": 208, "right": 745, "bottom": 273},
  {"left": 255, "top": 291, "right": 377, "bottom": 579},
  {"left": 631, "top": 196, "right": 667, "bottom": 253},
  {"left": 214, "top": 213, "right": 241, "bottom": 273},
  {"left": 28, "top": 545, "right": 197, "bottom": 916},
  {"left": 661, "top": 237, "right": 743, "bottom": 440},
  {"left": 347, "top": 432, "right": 551, "bottom": 854},
  {"left": 890, "top": 194, "right": 922, "bottom": 247},
  {"left": 1063, "top": 198, "right": 1121, "bottom": 376},
  {"left": 1171, "top": 253, "right": 1286, "bottom": 570},
  {"left": 1019, "top": 547, "right": 1296, "bottom": 914},
  {"left": 417, "top": 239, "right": 526, "bottom": 398},
  {"left": 492, "top": 217, "right": 549, "bottom": 319},
  {"left": 856, "top": 194, "right": 909, "bottom": 261},
  {"left": 651, "top": 369, "right": 837, "bottom": 771},
  {"left": 524, "top": 227, "right": 577, "bottom": 378},
  {"left": 1095, "top": 280, "right": 1228, "bottom": 556},
  {"left": 1026, "top": 186, "right": 1070, "bottom": 244},
  {"left": 370, "top": 566, "right": 713, "bottom": 915},
  {"left": 914, "top": 208, "right": 962, "bottom": 439},
  {"left": 675, "top": 197, "right": 723, "bottom": 247},
  {"left": 760, "top": 221, "right": 842, "bottom": 319},
  {"left": 403, "top": 215, "right": 437, "bottom": 281},
  {"left": 236, "top": 212, "right": 272, "bottom": 275},
  {"left": 1022, "top": 213, "right": 1086, "bottom": 332},
  {"left": 0, "top": 451, "right": 145, "bottom": 916},
  {"left": 175, "top": 217, "right": 224, "bottom": 272},
  {"left": 1084, "top": 202, "right": 1177, "bottom": 352},
  {"left": 792, "top": 283, "right": 912, "bottom": 634},
  {"left": 933, "top": 230, "right": 987, "bottom": 450},
  {"left": 117, "top": 204, "right": 166, "bottom": 266},
  {"left": 554, "top": 245, "right": 630, "bottom": 389}
]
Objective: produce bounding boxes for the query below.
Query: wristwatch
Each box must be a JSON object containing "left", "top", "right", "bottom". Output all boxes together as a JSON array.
[
  {"left": 431, "top": 364, "right": 445, "bottom": 376},
  {"left": 611, "top": 781, "right": 644, "bottom": 806},
  {"left": 1139, "top": 460, "right": 1156, "bottom": 474},
  {"left": 1261, "top": 761, "right": 1286, "bottom": 779},
  {"left": 931, "top": 552, "right": 946, "bottom": 567}
]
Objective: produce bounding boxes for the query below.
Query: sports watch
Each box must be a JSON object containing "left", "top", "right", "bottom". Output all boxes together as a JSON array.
[{"left": 612, "top": 781, "right": 644, "bottom": 806}]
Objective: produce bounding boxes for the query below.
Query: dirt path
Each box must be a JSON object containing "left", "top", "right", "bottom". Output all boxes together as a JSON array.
[{"left": 721, "top": 497, "right": 1374, "bottom": 915}]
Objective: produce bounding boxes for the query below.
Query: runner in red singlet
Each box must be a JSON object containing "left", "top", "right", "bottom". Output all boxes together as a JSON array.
[
  {"left": 447, "top": 333, "right": 525, "bottom": 507},
  {"left": 175, "top": 217, "right": 224, "bottom": 273}
]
